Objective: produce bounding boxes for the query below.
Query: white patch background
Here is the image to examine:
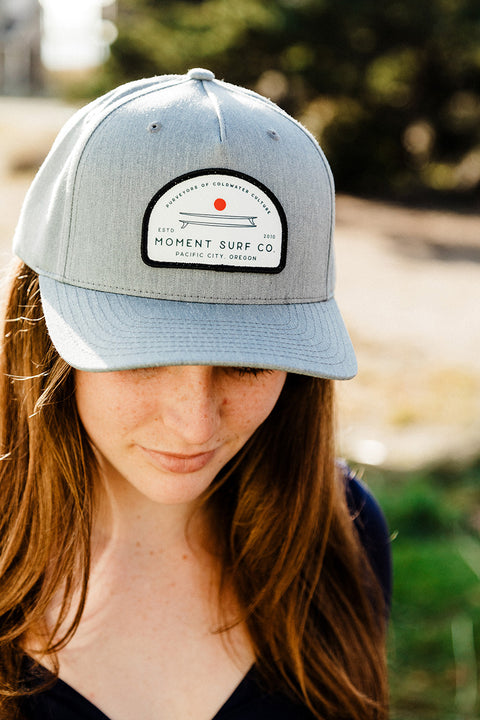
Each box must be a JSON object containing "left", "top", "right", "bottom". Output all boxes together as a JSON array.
[{"left": 144, "top": 172, "right": 285, "bottom": 271}]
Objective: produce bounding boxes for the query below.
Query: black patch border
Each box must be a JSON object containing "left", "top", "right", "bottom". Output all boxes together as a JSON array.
[{"left": 141, "top": 168, "right": 287, "bottom": 273}]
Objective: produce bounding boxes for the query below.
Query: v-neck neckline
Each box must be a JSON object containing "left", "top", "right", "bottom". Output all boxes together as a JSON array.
[{"left": 28, "top": 661, "right": 258, "bottom": 720}]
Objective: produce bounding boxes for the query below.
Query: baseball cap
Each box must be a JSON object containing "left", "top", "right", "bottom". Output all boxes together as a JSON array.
[{"left": 13, "top": 68, "right": 357, "bottom": 379}]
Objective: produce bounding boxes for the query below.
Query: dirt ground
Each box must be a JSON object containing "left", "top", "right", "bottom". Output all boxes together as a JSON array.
[
  {"left": 1, "top": 96, "right": 479, "bottom": 471},
  {"left": 334, "top": 197, "right": 480, "bottom": 470}
]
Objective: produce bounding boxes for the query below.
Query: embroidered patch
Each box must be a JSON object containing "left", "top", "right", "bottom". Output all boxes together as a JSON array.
[{"left": 141, "top": 169, "right": 287, "bottom": 273}]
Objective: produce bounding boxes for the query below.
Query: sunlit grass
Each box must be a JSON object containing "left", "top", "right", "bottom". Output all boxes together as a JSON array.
[{"left": 363, "top": 460, "right": 480, "bottom": 719}]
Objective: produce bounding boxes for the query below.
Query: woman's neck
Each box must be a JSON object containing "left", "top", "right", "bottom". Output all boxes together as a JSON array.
[{"left": 90, "top": 461, "right": 213, "bottom": 560}]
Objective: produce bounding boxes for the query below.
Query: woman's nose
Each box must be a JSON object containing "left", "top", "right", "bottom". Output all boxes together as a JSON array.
[{"left": 159, "top": 366, "right": 222, "bottom": 446}]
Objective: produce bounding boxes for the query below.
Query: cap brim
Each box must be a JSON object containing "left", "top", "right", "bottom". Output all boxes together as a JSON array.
[{"left": 39, "top": 277, "right": 357, "bottom": 379}]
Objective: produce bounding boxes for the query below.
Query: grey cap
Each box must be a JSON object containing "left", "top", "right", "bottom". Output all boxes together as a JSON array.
[{"left": 13, "top": 68, "right": 357, "bottom": 378}]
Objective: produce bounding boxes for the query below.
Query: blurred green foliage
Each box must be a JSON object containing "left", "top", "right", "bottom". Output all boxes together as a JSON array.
[
  {"left": 366, "top": 459, "right": 480, "bottom": 719},
  {"left": 79, "top": 0, "right": 480, "bottom": 202}
]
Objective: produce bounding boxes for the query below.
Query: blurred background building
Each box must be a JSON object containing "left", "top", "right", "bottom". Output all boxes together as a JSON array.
[
  {"left": 40, "top": 0, "right": 117, "bottom": 74},
  {"left": 0, "top": 0, "right": 117, "bottom": 94},
  {"left": 0, "top": 0, "right": 42, "bottom": 94}
]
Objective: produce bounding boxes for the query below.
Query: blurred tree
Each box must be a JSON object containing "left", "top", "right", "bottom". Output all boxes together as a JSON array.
[{"left": 80, "top": 0, "right": 480, "bottom": 202}]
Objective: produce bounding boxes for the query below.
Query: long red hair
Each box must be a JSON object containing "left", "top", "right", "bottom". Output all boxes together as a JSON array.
[{"left": 0, "top": 261, "right": 388, "bottom": 719}]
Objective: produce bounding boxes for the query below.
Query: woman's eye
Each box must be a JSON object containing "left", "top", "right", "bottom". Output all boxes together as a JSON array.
[{"left": 232, "top": 367, "right": 273, "bottom": 378}]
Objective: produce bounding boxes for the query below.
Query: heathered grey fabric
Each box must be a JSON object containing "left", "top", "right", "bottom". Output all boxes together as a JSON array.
[{"left": 14, "top": 69, "right": 356, "bottom": 378}]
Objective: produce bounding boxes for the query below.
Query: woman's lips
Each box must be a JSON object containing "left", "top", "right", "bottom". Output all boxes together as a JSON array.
[{"left": 139, "top": 446, "right": 217, "bottom": 474}]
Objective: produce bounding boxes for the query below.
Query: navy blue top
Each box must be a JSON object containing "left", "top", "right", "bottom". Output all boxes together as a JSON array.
[{"left": 21, "top": 471, "right": 392, "bottom": 720}]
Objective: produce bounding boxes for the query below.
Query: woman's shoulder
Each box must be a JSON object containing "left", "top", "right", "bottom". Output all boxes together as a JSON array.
[{"left": 338, "top": 460, "right": 393, "bottom": 610}]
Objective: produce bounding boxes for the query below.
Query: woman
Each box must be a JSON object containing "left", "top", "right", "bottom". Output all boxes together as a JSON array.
[{"left": 1, "top": 69, "right": 391, "bottom": 719}]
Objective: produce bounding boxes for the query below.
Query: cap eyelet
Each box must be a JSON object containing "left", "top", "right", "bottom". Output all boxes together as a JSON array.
[
  {"left": 267, "top": 129, "right": 279, "bottom": 140},
  {"left": 148, "top": 121, "right": 162, "bottom": 133}
]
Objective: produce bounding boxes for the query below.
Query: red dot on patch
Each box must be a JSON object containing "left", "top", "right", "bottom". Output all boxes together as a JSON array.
[{"left": 214, "top": 198, "right": 226, "bottom": 211}]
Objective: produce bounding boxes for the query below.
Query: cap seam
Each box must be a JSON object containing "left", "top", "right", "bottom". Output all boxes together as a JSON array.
[
  {"left": 40, "top": 270, "right": 331, "bottom": 303},
  {"left": 203, "top": 81, "right": 226, "bottom": 142}
]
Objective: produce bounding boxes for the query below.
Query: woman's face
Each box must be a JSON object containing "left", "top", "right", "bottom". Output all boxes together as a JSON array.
[{"left": 75, "top": 366, "right": 286, "bottom": 508}]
